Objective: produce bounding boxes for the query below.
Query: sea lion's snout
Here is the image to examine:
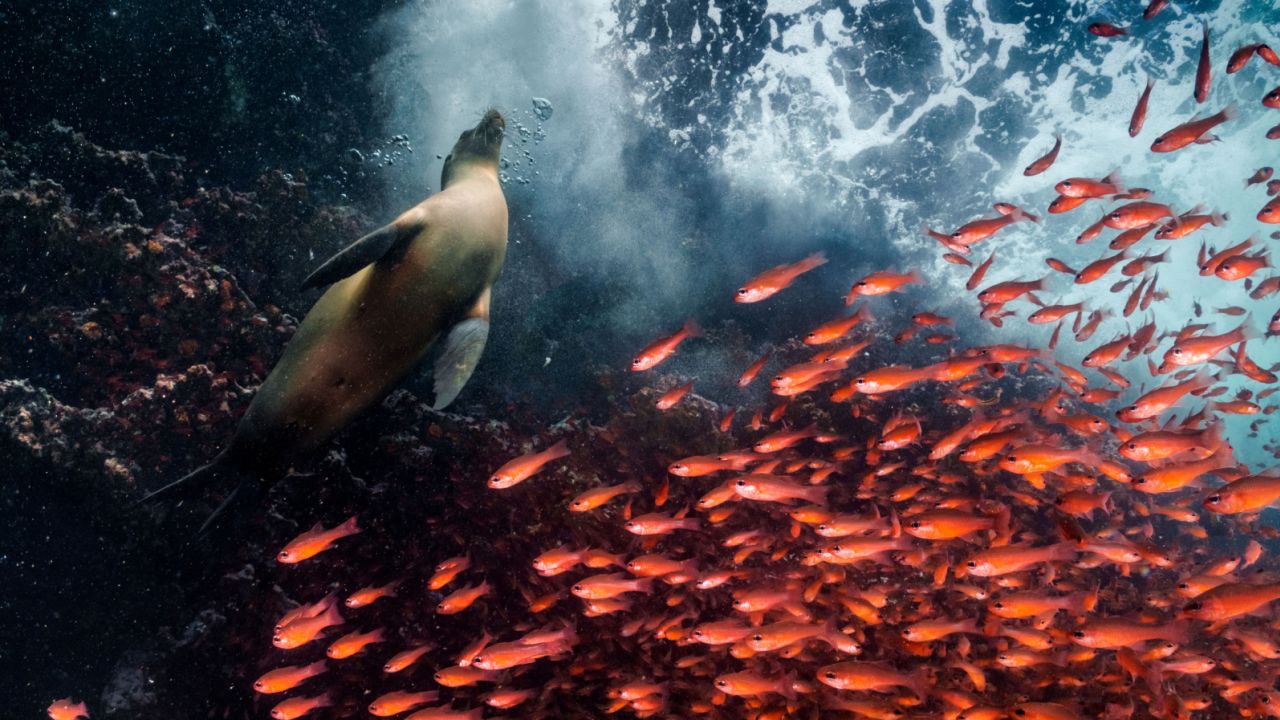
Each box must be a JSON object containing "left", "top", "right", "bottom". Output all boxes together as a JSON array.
[
  {"left": 442, "top": 109, "right": 506, "bottom": 187},
  {"left": 481, "top": 108, "right": 505, "bottom": 131}
]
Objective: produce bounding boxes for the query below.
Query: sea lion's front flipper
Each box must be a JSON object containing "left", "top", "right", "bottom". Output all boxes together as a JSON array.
[
  {"left": 431, "top": 290, "right": 491, "bottom": 410},
  {"left": 300, "top": 211, "right": 423, "bottom": 290}
]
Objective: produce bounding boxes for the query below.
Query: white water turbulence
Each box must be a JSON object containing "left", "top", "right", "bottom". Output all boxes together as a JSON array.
[{"left": 379, "top": 0, "right": 1280, "bottom": 460}]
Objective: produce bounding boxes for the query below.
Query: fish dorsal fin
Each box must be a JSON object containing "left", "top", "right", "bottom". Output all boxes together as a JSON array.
[{"left": 301, "top": 210, "right": 425, "bottom": 290}]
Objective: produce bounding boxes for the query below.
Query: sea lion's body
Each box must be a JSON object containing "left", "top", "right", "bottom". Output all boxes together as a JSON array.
[
  {"left": 228, "top": 168, "right": 507, "bottom": 471},
  {"left": 148, "top": 111, "right": 509, "bottom": 523}
]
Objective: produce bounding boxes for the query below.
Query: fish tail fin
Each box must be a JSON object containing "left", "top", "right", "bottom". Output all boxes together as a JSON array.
[
  {"left": 1211, "top": 211, "right": 1229, "bottom": 226},
  {"left": 1102, "top": 169, "right": 1125, "bottom": 194},
  {"left": 337, "top": 515, "right": 362, "bottom": 537},
  {"left": 802, "top": 251, "right": 829, "bottom": 271},
  {"left": 909, "top": 667, "right": 931, "bottom": 701},
  {"left": 546, "top": 438, "right": 573, "bottom": 460},
  {"left": 682, "top": 319, "right": 703, "bottom": 338},
  {"left": 1220, "top": 103, "right": 1238, "bottom": 122}
]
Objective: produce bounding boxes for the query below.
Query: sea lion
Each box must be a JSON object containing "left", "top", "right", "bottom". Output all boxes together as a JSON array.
[{"left": 148, "top": 109, "right": 508, "bottom": 529}]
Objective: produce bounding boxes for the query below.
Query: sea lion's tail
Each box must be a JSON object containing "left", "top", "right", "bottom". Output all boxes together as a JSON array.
[{"left": 138, "top": 451, "right": 261, "bottom": 540}]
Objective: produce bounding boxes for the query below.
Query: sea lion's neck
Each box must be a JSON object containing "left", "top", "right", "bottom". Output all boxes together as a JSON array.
[{"left": 442, "top": 161, "right": 499, "bottom": 190}]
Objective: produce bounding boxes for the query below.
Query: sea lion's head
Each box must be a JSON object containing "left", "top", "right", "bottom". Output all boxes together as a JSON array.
[{"left": 441, "top": 109, "right": 504, "bottom": 187}]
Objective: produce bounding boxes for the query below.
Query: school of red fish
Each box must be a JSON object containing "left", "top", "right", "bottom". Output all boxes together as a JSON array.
[{"left": 54, "top": 8, "right": 1280, "bottom": 720}]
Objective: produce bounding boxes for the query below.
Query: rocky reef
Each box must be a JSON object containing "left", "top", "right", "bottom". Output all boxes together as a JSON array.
[{"left": 0, "top": 120, "right": 729, "bottom": 717}]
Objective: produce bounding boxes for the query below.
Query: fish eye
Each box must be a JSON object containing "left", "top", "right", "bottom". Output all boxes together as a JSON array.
[
  {"left": 1062, "top": 181, "right": 1072, "bottom": 187},
  {"left": 752, "top": 634, "right": 763, "bottom": 641},
  {"left": 735, "top": 478, "right": 747, "bottom": 486},
  {"left": 572, "top": 584, "right": 583, "bottom": 592},
  {"left": 909, "top": 521, "right": 921, "bottom": 529},
  {"left": 1072, "top": 630, "right": 1085, "bottom": 638},
  {"left": 1172, "top": 348, "right": 1182, "bottom": 355},
  {"left": 855, "top": 378, "right": 866, "bottom": 385},
  {"left": 1207, "top": 495, "right": 1221, "bottom": 504},
  {"left": 856, "top": 280, "right": 867, "bottom": 286},
  {"left": 716, "top": 680, "right": 727, "bottom": 687},
  {"left": 1177, "top": 582, "right": 1189, "bottom": 589},
  {"left": 1127, "top": 442, "right": 1137, "bottom": 450},
  {"left": 736, "top": 288, "right": 747, "bottom": 295},
  {"left": 831, "top": 545, "right": 842, "bottom": 552},
  {"left": 1134, "top": 477, "right": 1146, "bottom": 485},
  {"left": 993, "top": 601, "right": 1003, "bottom": 609},
  {"left": 1015, "top": 710, "right": 1026, "bottom": 717},
  {"left": 825, "top": 671, "right": 837, "bottom": 680},
  {"left": 966, "top": 560, "right": 977, "bottom": 568},
  {"left": 1006, "top": 455, "right": 1018, "bottom": 462},
  {"left": 1186, "top": 601, "right": 1203, "bottom": 611}
]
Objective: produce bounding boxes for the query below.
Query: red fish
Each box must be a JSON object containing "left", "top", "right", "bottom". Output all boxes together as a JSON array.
[
  {"left": 1151, "top": 106, "right": 1236, "bottom": 152},
  {"left": 735, "top": 252, "right": 828, "bottom": 303},
  {"left": 1195, "top": 21, "right": 1211, "bottom": 103},
  {"left": 1088, "top": 22, "right": 1127, "bottom": 37},
  {"left": 1024, "top": 134, "right": 1062, "bottom": 176},
  {"left": 1130, "top": 77, "right": 1155, "bottom": 137},
  {"left": 846, "top": 270, "right": 922, "bottom": 300}
]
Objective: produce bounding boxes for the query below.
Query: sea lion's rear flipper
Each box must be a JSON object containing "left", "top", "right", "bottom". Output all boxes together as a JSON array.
[
  {"left": 300, "top": 212, "right": 424, "bottom": 290},
  {"left": 431, "top": 290, "right": 491, "bottom": 410},
  {"left": 138, "top": 451, "right": 259, "bottom": 543}
]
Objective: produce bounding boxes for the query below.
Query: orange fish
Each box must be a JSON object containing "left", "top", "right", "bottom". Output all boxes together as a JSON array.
[
  {"left": 368, "top": 691, "right": 439, "bottom": 717},
  {"left": 274, "top": 597, "right": 343, "bottom": 650},
  {"left": 346, "top": 580, "right": 399, "bottom": 609},
  {"left": 1070, "top": 619, "right": 1188, "bottom": 648},
  {"left": 569, "top": 480, "right": 641, "bottom": 512},
  {"left": 735, "top": 252, "right": 828, "bottom": 303},
  {"left": 816, "top": 661, "right": 928, "bottom": 698},
  {"left": 253, "top": 660, "right": 328, "bottom": 694},
  {"left": 437, "top": 581, "right": 491, "bottom": 614},
  {"left": 655, "top": 380, "right": 694, "bottom": 410},
  {"left": 1183, "top": 583, "right": 1280, "bottom": 622},
  {"left": 428, "top": 556, "right": 471, "bottom": 590},
  {"left": 1203, "top": 473, "right": 1280, "bottom": 514},
  {"left": 269, "top": 692, "right": 333, "bottom": 720},
  {"left": 48, "top": 699, "right": 89, "bottom": 720},
  {"left": 488, "top": 439, "right": 570, "bottom": 489},
  {"left": 277, "top": 516, "right": 360, "bottom": 564},
  {"left": 383, "top": 644, "right": 432, "bottom": 673},
  {"left": 326, "top": 627, "right": 385, "bottom": 659},
  {"left": 630, "top": 320, "right": 700, "bottom": 371}
]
